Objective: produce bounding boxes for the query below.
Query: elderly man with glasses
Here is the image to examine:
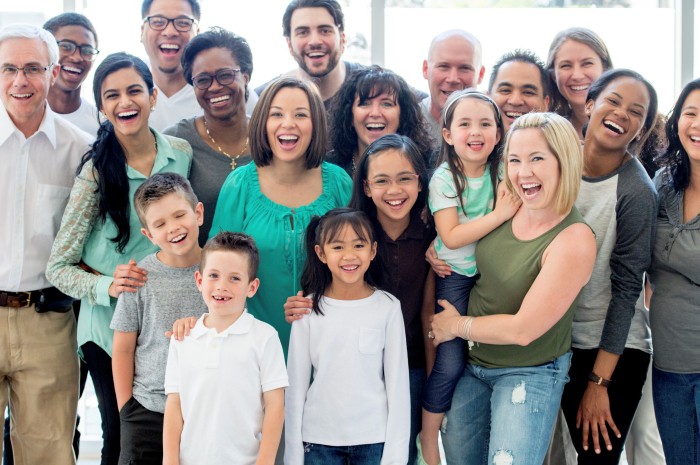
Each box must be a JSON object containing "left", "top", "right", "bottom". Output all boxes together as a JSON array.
[{"left": 0, "top": 23, "right": 92, "bottom": 465}]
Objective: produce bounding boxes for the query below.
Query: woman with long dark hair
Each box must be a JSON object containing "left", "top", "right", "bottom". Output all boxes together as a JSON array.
[{"left": 46, "top": 52, "right": 192, "bottom": 465}]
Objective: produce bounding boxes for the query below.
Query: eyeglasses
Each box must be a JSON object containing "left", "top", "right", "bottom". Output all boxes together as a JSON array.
[
  {"left": 0, "top": 64, "right": 52, "bottom": 79},
  {"left": 192, "top": 68, "right": 241, "bottom": 90},
  {"left": 57, "top": 40, "right": 100, "bottom": 61},
  {"left": 143, "top": 15, "right": 197, "bottom": 32},
  {"left": 365, "top": 173, "right": 420, "bottom": 189}
]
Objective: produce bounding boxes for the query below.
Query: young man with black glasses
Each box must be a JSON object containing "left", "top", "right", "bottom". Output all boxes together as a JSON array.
[{"left": 44, "top": 12, "right": 100, "bottom": 137}]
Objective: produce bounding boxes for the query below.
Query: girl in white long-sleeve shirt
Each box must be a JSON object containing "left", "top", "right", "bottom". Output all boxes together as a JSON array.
[{"left": 285, "top": 208, "right": 410, "bottom": 465}]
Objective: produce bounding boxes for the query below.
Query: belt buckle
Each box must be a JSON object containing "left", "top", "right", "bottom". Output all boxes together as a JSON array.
[{"left": 22, "top": 291, "right": 32, "bottom": 307}]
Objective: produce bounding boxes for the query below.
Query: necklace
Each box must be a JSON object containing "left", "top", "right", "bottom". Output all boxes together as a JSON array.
[{"left": 203, "top": 118, "right": 248, "bottom": 170}]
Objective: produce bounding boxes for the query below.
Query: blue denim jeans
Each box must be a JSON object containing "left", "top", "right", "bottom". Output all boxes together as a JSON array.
[
  {"left": 422, "top": 272, "right": 476, "bottom": 413},
  {"left": 442, "top": 352, "right": 572, "bottom": 465},
  {"left": 303, "top": 442, "right": 384, "bottom": 465},
  {"left": 652, "top": 366, "right": 700, "bottom": 465}
]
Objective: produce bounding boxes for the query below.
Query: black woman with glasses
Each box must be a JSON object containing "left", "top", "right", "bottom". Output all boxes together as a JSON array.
[
  {"left": 43, "top": 13, "right": 100, "bottom": 137},
  {"left": 140, "top": 0, "right": 201, "bottom": 131},
  {"left": 164, "top": 27, "right": 254, "bottom": 244}
]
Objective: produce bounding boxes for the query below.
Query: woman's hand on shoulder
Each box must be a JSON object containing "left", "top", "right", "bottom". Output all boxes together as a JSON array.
[
  {"left": 108, "top": 259, "right": 147, "bottom": 298},
  {"left": 284, "top": 291, "right": 312, "bottom": 324},
  {"left": 425, "top": 242, "right": 451, "bottom": 278},
  {"left": 164, "top": 316, "right": 198, "bottom": 340}
]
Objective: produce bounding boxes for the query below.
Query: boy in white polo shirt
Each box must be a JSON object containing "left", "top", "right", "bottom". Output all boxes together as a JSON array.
[{"left": 163, "top": 232, "right": 288, "bottom": 465}]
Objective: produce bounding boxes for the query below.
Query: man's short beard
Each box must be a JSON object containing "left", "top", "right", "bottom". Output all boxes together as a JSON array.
[{"left": 295, "top": 51, "right": 340, "bottom": 79}]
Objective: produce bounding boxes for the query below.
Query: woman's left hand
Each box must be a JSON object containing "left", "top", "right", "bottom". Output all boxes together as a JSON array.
[
  {"left": 430, "top": 299, "right": 462, "bottom": 346},
  {"left": 576, "top": 384, "right": 621, "bottom": 454}
]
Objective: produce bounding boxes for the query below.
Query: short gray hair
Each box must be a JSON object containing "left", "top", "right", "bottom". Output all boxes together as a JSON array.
[{"left": 0, "top": 24, "right": 59, "bottom": 65}]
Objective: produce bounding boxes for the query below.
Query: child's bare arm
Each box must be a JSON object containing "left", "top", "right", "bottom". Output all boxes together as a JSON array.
[
  {"left": 112, "top": 330, "right": 137, "bottom": 411},
  {"left": 255, "top": 388, "right": 285, "bottom": 465},
  {"left": 162, "top": 393, "right": 183, "bottom": 465}
]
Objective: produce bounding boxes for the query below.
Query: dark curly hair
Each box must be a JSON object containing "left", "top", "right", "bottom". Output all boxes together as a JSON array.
[
  {"left": 658, "top": 78, "right": 700, "bottom": 191},
  {"left": 329, "top": 65, "right": 434, "bottom": 170}
]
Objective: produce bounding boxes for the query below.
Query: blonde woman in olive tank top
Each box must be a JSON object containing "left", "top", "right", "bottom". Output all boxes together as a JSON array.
[{"left": 429, "top": 113, "right": 595, "bottom": 465}]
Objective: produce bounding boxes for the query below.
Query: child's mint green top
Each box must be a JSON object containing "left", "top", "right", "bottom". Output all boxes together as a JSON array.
[
  {"left": 209, "top": 162, "right": 352, "bottom": 356},
  {"left": 46, "top": 131, "right": 192, "bottom": 357},
  {"left": 428, "top": 162, "right": 494, "bottom": 276}
]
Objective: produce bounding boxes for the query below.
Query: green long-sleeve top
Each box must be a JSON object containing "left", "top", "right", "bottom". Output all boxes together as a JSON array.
[
  {"left": 209, "top": 162, "right": 352, "bottom": 355},
  {"left": 46, "top": 131, "right": 192, "bottom": 357}
]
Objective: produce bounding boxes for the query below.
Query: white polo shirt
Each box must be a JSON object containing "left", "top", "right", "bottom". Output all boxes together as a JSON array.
[
  {"left": 164, "top": 311, "right": 288, "bottom": 465},
  {"left": 0, "top": 104, "right": 91, "bottom": 291}
]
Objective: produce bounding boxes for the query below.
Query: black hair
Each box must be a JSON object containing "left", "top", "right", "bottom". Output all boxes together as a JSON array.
[
  {"left": 586, "top": 68, "right": 659, "bottom": 154},
  {"left": 488, "top": 49, "right": 549, "bottom": 98},
  {"left": 438, "top": 90, "right": 504, "bottom": 215},
  {"left": 330, "top": 65, "right": 434, "bottom": 168},
  {"left": 141, "top": 0, "right": 201, "bottom": 20},
  {"left": 80, "top": 52, "right": 155, "bottom": 253},
  {"left": 283, "top": 0, "right": 345, "bottom": 37},
  {"left": 301, "top": 208, "right": 378, "bottom": 315},
  {"left": 201, "top": 232, "right": 260, "bottom": 279},
  {"left": 349, "top": 134, "right": 429, "bottom": 228},
  {"left": 659, "top": 78, "right": 700, "bottom": 191},
  {"left": 43, "top": 12, "right": 99, "bottom": 47},
  {"left": 349, "top": 134, "right": 429, "bottom": 286},
  {"left": 181, "top": 27, "right": 253, "bottom": 101}
]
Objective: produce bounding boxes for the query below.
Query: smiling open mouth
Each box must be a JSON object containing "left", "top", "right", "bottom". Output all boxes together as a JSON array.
[
  {"left": 209, "top": 95, "right": 230, "bottom": 104},
  {"left": 170, "top": 233, "right": 186, "bottom": 243},
  {"left": 159, "top": 44, "right": 180, "bottom": 55},
  {"left": 505, "top": 111, "right": 523, "bottom": 119},
  {"left": 522, "top": 183, "right": 541, "bottom": 196},
  {"left": 603, "top": 120, "right": 625, "bottom": 134},
  {"left": 278, "top": 135, "right": 298, "bottom": 147},
  {"left": 366, "top": 123, "right": 386, "bottom": 132},
  {"left": 213, "top": 295, "right": 231, "bottom": 301},
  {"left": 117, "top": 110, "right": 138, "bottom": 121},
  {"left": 61, "top": 65, "right": 83, "bottom": 75}
]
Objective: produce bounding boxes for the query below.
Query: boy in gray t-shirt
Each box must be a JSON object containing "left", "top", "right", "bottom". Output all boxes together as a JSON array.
[{"left": 110, "top": 173, "right": 207, "bottom": 464}]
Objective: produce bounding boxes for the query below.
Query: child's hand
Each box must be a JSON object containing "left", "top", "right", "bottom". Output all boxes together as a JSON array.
[
  {"left": 425, "top": 242, "right": 451, "bottom": 278},
  {"left": 165, "top": 316, "right": 198, "bottom": 340},
  {"left": 494, "top": 186, "right": 522, "bottom": 223},
  {"left": 108, "top": 259, "right": 147, "bottom": 298},
  {"left": 284, "top": 291, "right": 312, "bottom": 323}
]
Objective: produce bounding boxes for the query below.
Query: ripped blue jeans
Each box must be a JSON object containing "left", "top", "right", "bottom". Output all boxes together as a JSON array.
[{"left": 441, "top": 352, "right": 572, "bottom": 465}]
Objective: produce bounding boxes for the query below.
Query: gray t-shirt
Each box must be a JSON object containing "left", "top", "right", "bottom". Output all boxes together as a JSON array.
[
  {"left": 111, "top": 253, "right": 207, "bottom": 413},
  {"left": 163, "top": 118, "right": 252, "bottom": 245},
  {"left": 573, "top": 157, "right": 657, "bottom": 355}
]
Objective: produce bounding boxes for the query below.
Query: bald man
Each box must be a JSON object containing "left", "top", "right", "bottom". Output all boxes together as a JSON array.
[{"left": 420, "top": 30, "right": 485, "bottom": 142}]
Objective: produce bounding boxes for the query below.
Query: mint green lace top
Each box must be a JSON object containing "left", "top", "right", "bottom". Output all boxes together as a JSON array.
[{"left": 46, "top": 131, "right": 192, "bottom": 357}]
